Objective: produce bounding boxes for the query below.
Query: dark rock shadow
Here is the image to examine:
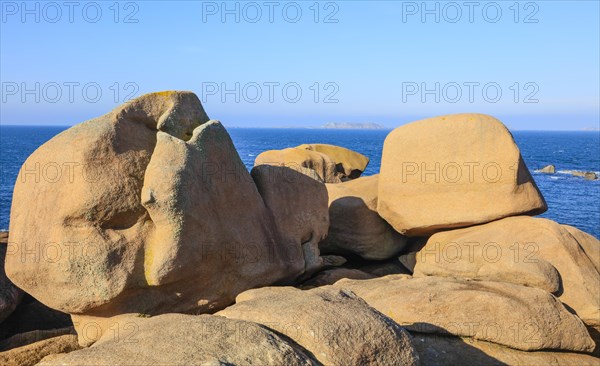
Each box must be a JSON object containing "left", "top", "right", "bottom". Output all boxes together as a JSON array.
[
  {"left": 0, "top": 293, "right": 72, "bottom": 341},
  {"left": 259, "top": 326, "right": 323, "bottom": 366},
  {"left": 341, "top": 254, "right": 412, "bottom": 277},
  {"left": 408, "top": 324, "right": 508, "bottom": 366},
  {"left": 585, "top": 325, "right": 600, "bottom": 357}
]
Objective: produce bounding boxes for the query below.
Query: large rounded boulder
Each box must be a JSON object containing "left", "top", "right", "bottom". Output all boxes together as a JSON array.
[
  {"left": 255, "top": 147, "right": 339, "bottom": 183},
  {"left": 412, "top": 216, "right": 600, "bottom": 327},
  {"left": 377, "top": 114, "right": 547, "bottom": 236},
  {"left": 562, "top": 224, "right": 600, "bottom": 272},
  {"left": 296, "top": 143, "right": 369, "bottom": 180},
  {"left": 38, "top": 314, "right": 318, "bottom": 366},
  {"left": 5, "top": 91, "right": 320, "bottom": 345},
  {"left": 335, "top": 275, "right": 595, "bottom": 353},
  {"left": 320, "top": 175, "right": 408, "bottom": 260},
  {"left": 251, "top": 165, "right": 330, "bottom": 275},
  {"left": 255, "top": 144, "right": 369, "bottom": 183},
  {"left": 217, "top": 286, "right": 419, "bottom": 366}
]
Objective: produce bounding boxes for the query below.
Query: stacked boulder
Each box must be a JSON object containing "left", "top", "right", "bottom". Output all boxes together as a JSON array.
[
  {"left": 3, "top": 94, "right": 599, "bottom": 365},
  {"left": 255, "top": 143, "right": 369, "bottom": 183},
  {"left": 330, "top": 276, "right": 598, "bottom": 365},
  {"left": 320, "top": 175, "right": 408, "bottom": 260},
  {"left": 251, "top": 165, "right": 329, "bottom": 275},
  {"left": 4, "top": 91, "right": 330, "bottom": 346},
  {"left": 217, "top": 286, "right": 419, "bottom": 365},
  {"left": 377, "top": 113, "right": 547, "bottom": 236},
  {"left": 255, "top": 145, "right": 407, "bottom": 262},
  {"left": 287, "top": 113, "right": 599, "bottom": 362},
  {"left": 411, "top": 217, "right": 600, "bottom": 326},
  {"left": 333, "top": 275, "right": 595, "bottom": 352}
]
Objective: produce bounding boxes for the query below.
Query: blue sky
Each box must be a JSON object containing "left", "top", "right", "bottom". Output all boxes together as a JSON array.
[{"left": 1, "top": 0, "right": 599, "bottom": 130}]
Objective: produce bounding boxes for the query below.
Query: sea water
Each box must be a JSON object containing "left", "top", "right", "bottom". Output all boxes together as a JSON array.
[{"left": 1, "top": 126, "right": 598, "bottom": 238}]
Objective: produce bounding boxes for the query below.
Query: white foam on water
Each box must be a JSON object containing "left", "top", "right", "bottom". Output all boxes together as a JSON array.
[{"left": 556, "top": 170, "right": 600, "bottom": 175}]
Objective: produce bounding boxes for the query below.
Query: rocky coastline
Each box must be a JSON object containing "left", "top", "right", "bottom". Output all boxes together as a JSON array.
[{"left": 1, "top": 91, "right": 599, "bottom": 365}]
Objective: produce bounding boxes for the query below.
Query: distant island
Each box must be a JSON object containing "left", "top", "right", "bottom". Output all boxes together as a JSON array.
[
  {"left": 320, "top": 122, "right": 385, "bottom": 130},
  {"left": 582, "top": 126, "right": 600, "bottom": 131}
]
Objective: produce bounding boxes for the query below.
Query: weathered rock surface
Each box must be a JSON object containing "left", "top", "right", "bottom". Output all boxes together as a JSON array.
[
  {"left": 411, "top": 333, "right": 600, "bottom": 366},
  {"left": 0, "top": 327, "right": 75, "bottom": 352},
  {"left": 0, "top": 232, "right": 21, "bottom": 324},
  {"left": 252, "top": 165, "right": 329, "bottom": 274},
  {"left": 299, "top": 268, "right": 375, "bottom": 289},
  {"left": 255, "top": 146, "right": 340, "bottom": 183},
  {"left": 334, "top": 275, "right": 595, "bottom": 352},
  {"left": 255, "top": 144, "right": 369, "bottom": 183},
  {"left": 217, "top": 286, "right": 419, "bottom": 366},
  {"left": 5, "top": 91, "right": 320, "bottom": 345},
  {"left": 377, "top": 113, "right": 547, "bottom": 236},
  {"left": 0, "top": 333, "right": 80, "bottom": 366},
  {"left": 320, "top": 175, "right": 408, "bottom": 260},
  {"left": 412, "top": 217, "right": 600, "bottom": 325},
  {"left": 7, "top": 91, "right": 207, "bottom": 314},
  {"left": 563, "top": 224, "right": 600, "bottom": 272},
  {"left": 399, "top": 252, "right": 417, "bottom": 273},
  {"left": 536, "top": 164, "right": 556, "bottom": 173},
  {"left": 39, "top": 314, "right": 317, "bottom": 366},
  {"left": 140, "top": 119, "right": 296, "bottom": 290},
  {"left": 296, "top": 143, "right": 369, "bottom": 180}
]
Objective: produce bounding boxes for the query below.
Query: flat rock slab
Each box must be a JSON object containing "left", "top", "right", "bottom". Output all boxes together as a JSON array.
[
  {"left": 411, "top": 333, "right": 600, "bottom": 366},
  {"left": 217, "top": 286, "right": 419, "bottom": 366},
  {"left": 0, "top": 334, "right": 80, "bottom": 366},
  {"left": 39, "top": 314, "right": 318, "bottom": 366},
  {"left": 413, "top": 216, "right": 600, "bottom": 325},
  {"left": 334, "top": 275, "right": 595, "bottom": 352}
]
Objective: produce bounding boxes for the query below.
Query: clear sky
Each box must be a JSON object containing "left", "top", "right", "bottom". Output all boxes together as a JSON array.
[{"left": 1, "top": 0, "right": 599, "bottom": 130}]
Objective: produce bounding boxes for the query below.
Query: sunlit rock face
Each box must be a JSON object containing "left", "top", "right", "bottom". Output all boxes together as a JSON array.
[
  {"left": 377, "top": 113, "right": 547, "bottom": 237},
  {"left": 5, "top": 91, "right": 322, "bottom": 345}
]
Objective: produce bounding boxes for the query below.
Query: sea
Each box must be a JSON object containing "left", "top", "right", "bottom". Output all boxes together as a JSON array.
[{"left": 1, "top": 126, "right": 599, "bottom": 238}]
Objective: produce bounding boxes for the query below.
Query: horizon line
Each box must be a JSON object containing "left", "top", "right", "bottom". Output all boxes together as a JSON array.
[{"left": 1, "top": 124, "right": 599, "bottom": 133}]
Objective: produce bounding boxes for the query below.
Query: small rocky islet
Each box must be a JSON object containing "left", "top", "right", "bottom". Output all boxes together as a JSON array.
[
  {"left": 536, "top": 164, "right": 598, "bottom": 180},
  {"left": 0, "top": 91, "right": 599, "bottom": 365}
]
